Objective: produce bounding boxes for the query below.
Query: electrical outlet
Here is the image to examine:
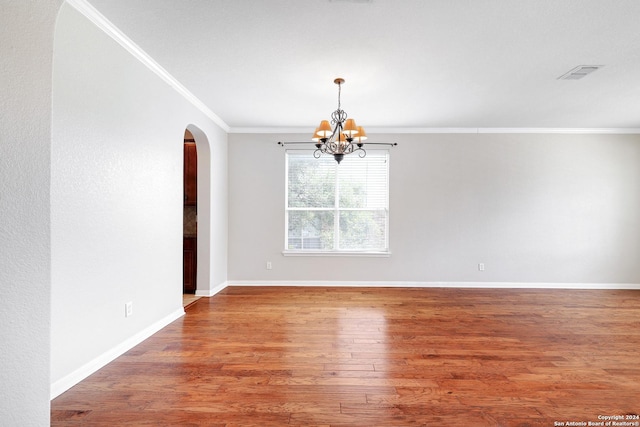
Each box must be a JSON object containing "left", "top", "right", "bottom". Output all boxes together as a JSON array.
[
  {"left": 478, "top": 263, "right": 485, "bottom": 271},
  {"left": 266, "top": 261, "right": 272, "bottom": 270},
  {"left": 125, "top": 301, "right": 133, "bottom": 317}
]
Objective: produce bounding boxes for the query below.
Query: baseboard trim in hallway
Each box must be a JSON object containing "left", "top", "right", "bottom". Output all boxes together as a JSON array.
[{"left": 195, "top": 281, "right": 228, "bottom": 297}]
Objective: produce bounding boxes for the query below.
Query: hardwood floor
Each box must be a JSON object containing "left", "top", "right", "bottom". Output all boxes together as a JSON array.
[
  {"left": 51, "top": 287, "right": 640, "bottom": 426},
  {"left": 183, "top": 293, "right": 201, "bottom": 308}
]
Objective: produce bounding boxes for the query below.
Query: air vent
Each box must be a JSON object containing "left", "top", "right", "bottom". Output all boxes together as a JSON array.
[{"left": 558, "top": 65, "right": 603, "bottom": 80}]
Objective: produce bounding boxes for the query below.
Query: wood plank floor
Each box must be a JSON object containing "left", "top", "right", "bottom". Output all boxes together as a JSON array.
[
  {"left": 183, "top": 293, "right": 201, "bottom": 308},
  {"left": 51, "top": 287, "right": 640, "bottom": 426}
]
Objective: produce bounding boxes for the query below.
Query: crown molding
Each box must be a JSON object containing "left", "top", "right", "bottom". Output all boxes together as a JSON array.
[
  {"left": 229, "top": 127, "right": 312, "bottom": 134},
  {"left": 65, "top": 0, "right": 230, "bottom": 132},
  {"left": 229, "top": 126, "right": 640, "bottom": 134},
  {"left": 474, "top": 128, "right": 640, "bottom": 134}
]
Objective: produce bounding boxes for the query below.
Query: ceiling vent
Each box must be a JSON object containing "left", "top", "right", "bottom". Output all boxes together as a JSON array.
[{"left": 558, "top": 65, "right": 603, "bottom": 80}]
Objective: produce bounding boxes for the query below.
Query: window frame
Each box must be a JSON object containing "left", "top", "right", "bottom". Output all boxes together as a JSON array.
[{"left": 283, "top": 149, "right": 391, "bottom": 257}]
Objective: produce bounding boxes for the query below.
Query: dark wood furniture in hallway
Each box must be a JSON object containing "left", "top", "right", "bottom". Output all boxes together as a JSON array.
[{"left": 51, "top": 287, "right": 640, "bottom": 426}]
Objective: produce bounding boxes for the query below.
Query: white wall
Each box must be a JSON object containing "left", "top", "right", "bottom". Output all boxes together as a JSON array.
[
  {"left": 189, "top": 124, "right": 229, "bottom": 297},
  {"left": 228, "top": 132, "right": 640, "bottom": 286},
  {"left": 0, "top": 1, "right": 62, "bottom": 425},
  {"left": 50, "top": 4, "right": 227, "bottom": 396}
]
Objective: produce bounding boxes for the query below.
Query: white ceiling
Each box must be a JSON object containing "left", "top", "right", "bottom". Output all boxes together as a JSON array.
[{"left": 85, "top": 0, "right": 640, "bottom": 131}]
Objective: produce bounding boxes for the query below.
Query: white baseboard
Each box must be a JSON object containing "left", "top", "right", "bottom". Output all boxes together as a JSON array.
[
  {"left": 50, "top": 308, "right": 185, "bottom": 400},
  {"left": 195, "top": 281, "right": 228, "bottom": 297},
  {"left": 226, "top": 280, "right": 640, "bottom": 290}
]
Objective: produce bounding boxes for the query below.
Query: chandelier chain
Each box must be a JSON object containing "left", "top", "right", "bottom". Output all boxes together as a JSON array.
[{"left": 331, "top": 80, "right": 347, "bottom": 127}]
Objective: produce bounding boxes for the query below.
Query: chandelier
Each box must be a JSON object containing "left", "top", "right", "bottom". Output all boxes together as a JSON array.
[
  {"left": 278, "top": 78, "right": 396, "bottom": 163},
  {"left": 311, "top": 78, "right": 365, "bottom": 164}
]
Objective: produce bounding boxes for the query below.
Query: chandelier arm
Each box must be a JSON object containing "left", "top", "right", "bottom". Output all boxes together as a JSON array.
[
  {"left": 343, "top": 143, "right": 355, "bottom": 155},
  {"left": 328, "top": 121, "right": 340, "bottom": 141},
  {"left": 359, "top": 142, "right": 398, "bottom": 147},
  {"left": 325, "top": 141, "right": 339, "bottom": 154}
]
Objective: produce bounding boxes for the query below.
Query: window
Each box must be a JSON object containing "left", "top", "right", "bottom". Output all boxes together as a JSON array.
[{"left": 285, "top": 150, "right": 390, "bottom": 254}]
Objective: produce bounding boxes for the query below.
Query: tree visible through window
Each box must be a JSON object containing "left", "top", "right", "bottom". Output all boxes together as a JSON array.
[{"left": 285, "top": 150, "right": 389, "bottom": 252}]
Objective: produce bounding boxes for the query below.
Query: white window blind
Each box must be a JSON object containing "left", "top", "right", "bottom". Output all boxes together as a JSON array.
[{"left": 285, "top": 150, "right": 389, "bottom": 253}]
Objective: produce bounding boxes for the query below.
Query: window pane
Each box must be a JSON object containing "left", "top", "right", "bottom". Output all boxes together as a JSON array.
[
  {"left": 338, "top": 153, "right": 388, "bottom": 208},
  {"left": 285, "top": 150, "right": 390, "bottom": 252},
  {"left": 339, "top": 210, "right": 387, "bottom": 251},
  {"left": 288, "top": 154, "right": 335, "bottom": 208},
  {"left": 287, "top": 210, "right": 334, "bottom": 250}
]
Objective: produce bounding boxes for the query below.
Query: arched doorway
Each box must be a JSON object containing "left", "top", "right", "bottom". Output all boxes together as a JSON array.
[
  {"left": 182, "top": 124, "right": 213, "bottom": 303},
  {"left": 183, "top": 129, "right": 198, "bottom": 295}
]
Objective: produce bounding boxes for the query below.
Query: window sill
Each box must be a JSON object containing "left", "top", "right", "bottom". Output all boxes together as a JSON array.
[{"left": 282, "top": 250, "right": 391, "bottom": 257}]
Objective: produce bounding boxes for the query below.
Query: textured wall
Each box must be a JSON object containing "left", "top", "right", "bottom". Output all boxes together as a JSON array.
[{"left": 0, "top": 1, "right": 62, "bottom": 425}]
